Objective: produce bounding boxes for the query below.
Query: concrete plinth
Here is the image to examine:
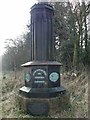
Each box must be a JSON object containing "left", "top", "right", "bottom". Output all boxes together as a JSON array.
[{"left": 15, "top": 91, "right": 70, "bottom": 116}]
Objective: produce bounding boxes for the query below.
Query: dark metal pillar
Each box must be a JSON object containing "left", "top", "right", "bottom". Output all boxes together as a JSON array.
[{"left": 30, "top": 3, "right": 54, "bottom": 61}]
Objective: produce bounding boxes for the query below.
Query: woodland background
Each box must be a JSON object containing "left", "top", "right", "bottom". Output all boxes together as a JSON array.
[{"left": 1, "top": 1, "right": 90, "bottom": 73}]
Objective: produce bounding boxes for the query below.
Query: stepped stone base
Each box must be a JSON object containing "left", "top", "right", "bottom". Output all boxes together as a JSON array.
[{"left": 15, "top": 91, "right": 70, "bottom": 116}]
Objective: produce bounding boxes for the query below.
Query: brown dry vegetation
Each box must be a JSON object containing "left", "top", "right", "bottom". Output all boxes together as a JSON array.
[{"left": 1, "top": 70, "right": 88, "bottom": 118}]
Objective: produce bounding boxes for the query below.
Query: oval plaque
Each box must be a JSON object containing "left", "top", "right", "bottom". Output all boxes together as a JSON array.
[
  {"left": 49, "top": 72, "right": 59, "bottom": 82},
  {"left": 25, "top": 73, "right": 31, "bottom": 82}
]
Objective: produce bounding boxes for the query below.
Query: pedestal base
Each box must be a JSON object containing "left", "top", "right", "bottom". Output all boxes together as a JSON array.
[
  {"left": 19, "top": 86, "right": 66, "bottom": 98},
  {"left": 15, "top": 91, "right": 70, "bottom": 116}
]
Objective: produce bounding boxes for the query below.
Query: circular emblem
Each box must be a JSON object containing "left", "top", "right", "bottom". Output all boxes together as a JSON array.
[
  {"left": 49, "top": 72, "right": 59, "bottom": 82},
  {"left": 25, "top": 73, "right": 31, "bottom": 82}
]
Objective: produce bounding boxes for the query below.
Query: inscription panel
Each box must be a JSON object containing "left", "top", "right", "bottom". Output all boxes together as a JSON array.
[
  {"left": 32, "top": 66, "right": 48, "bottom": 88},
  {"left": 27, "top": 102, "right": 49, "bottom": 116}
]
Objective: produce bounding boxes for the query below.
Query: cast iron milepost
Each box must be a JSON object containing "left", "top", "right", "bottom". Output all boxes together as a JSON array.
[{"left": 19, "top": 2, "right": 66, "bottom": 116}]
